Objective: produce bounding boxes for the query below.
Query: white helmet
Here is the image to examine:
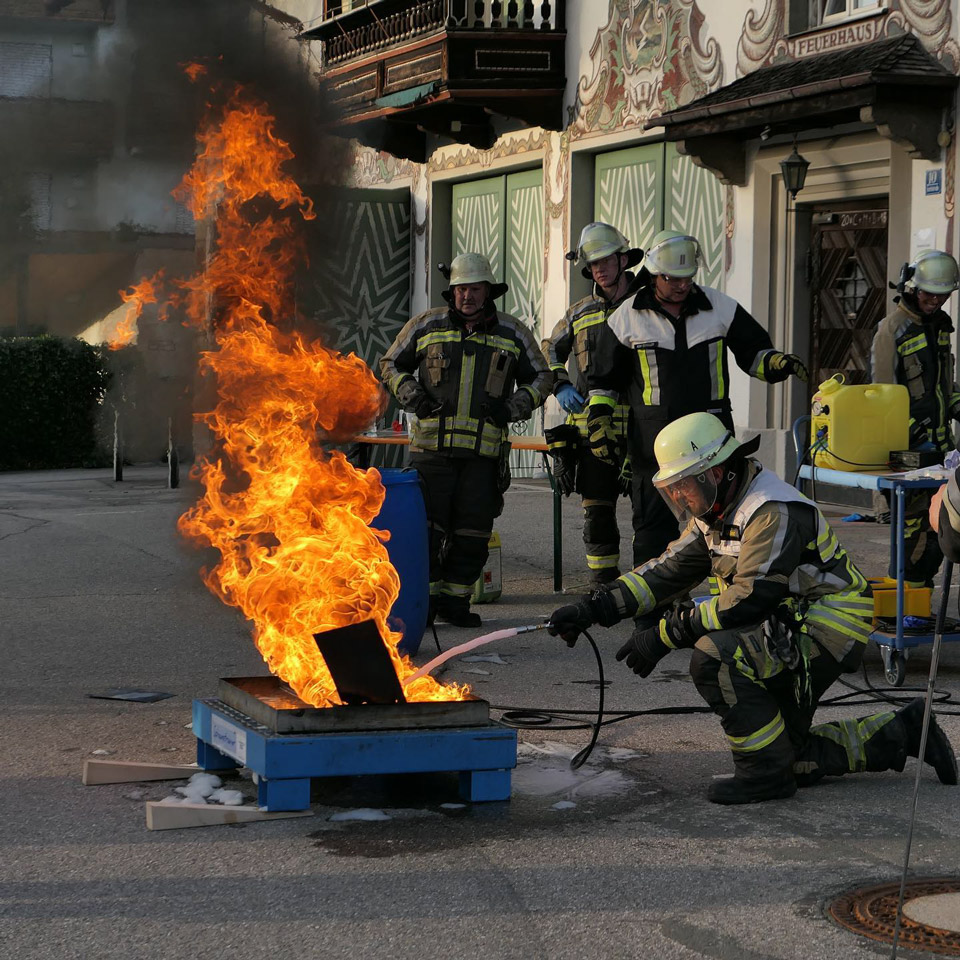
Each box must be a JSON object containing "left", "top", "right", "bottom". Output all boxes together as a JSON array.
[{"left": 645, "top": 230, "right": 702, "bottom": 279}]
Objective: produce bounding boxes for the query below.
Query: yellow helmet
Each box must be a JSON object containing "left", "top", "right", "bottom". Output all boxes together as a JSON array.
[
  {"left": 645, "top": 230, "right": 702, "bottom": 279},
  {"left": 652, "top": 413, "right": 743, "bottom": 521},
  {"left": 909, "top": 250, "right": 960, "bottom": 295},
  {"left": 441, "top": 252, "right": 508, "bottom": 303}
]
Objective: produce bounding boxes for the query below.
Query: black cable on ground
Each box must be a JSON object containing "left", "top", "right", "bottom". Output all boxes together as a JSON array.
[{"left": 495, "top": 628, "right": 713, "bottom": 770}]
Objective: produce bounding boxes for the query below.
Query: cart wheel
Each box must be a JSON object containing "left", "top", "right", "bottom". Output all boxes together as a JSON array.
[{"left": 885, "top": 650, "right": 906, "bottom": 687}]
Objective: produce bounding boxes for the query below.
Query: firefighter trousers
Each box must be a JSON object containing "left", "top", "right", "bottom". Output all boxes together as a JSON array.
[
  {"left": 410, "top": 451, "right": 499, "bottom": 603},
  {"left": 576, "top": 447, "right": 622, "bottom": 579},
  {"left": 884, "top": 488, "right": 943, "bottom": 586},
  {"left": 689, "top": 627, "right": 907, "bottom": 784},
  {"left": 630, "top": 458, "right": 679, "bottom": 568}
]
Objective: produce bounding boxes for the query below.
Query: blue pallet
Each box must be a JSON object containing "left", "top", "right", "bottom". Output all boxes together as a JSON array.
[{"left": 192, "top": 698, "right": 518, "bottom": 811}]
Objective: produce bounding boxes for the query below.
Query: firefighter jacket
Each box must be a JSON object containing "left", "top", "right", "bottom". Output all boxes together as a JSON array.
[
  {"left": 380, "top": 305, "right": 550, "bottom": 459},
  {"left": 541, "top": 274, "right": 640, "bottom": 439},
  {"left": 609, "top": 460, "right": 874, "bottom": 664},
  {"left": 585, "top": 281, "right": 785, "bottom": 463},
  {"left": 870, "top": 299, "right": 960, "bottom": 455}
]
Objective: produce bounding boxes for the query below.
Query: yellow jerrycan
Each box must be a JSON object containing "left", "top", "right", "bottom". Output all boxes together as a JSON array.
[{"left": 810, "top": 374, "right": 909, "bottom": 471}]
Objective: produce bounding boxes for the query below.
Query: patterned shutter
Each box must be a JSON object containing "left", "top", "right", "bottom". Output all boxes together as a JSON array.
[
  {"left": 504, "top": 169, "right": 544, "bottom": 479},
  {"left": 452, "top": 177, "right": 505, "bottom": 276},
  {"left": 452, "top": 171, "right": 546, "bottom": 479},
  {"left": 304, "top": 187, "right": 411, "bottom": 468},
  {"left": 665, "top": 144, "right": 724, "bottom": 290},
  {"left": 595, "top": 145, "right": 664, "bottom": 254}
]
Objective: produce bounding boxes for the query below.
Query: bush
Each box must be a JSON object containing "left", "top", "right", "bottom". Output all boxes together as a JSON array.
[{"left": 0, "top": 336, "right": 113, "bottom": 470}]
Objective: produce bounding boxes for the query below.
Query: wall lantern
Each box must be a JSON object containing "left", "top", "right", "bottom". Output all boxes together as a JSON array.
[{"left": 780, "top": 138, "right": 811, "bottom": 200}]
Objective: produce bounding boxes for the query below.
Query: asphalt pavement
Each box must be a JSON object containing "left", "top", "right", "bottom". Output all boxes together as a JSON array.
[{"left": 2, "top": 464, "right": 960, "bottom": 960}]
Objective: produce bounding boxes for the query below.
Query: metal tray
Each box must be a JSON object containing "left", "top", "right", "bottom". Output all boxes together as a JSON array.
[{"left": 217, "top": 676, "right": 489, "bottom": 734}]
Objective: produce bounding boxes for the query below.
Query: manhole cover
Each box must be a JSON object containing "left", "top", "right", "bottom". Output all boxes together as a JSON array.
[{"left": 828, "top": 878, "right": 960, "bottom": 954}]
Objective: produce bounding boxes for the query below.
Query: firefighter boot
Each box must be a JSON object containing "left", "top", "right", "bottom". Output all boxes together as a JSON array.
[
  {"left": 898, "top": 698, "right": 958, "bottom": 785},
  {"left": 436, "top": 595, "right": 482, "bottom": 628},
  {"left": 707, "top": 769, "right": 797, "bottom": 805}
]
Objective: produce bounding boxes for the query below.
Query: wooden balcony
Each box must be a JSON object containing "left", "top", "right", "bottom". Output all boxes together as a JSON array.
[{"left": 304, "top": 0, "right": 566, "bottom": 161}]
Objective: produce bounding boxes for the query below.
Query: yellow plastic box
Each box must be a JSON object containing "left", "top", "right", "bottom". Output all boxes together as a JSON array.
[{"left": 868, "top": 576, "right": 932, "bottom": 624}]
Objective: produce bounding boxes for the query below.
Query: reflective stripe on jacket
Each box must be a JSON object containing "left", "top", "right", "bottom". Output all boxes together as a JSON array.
[
  {"left": 541, "top": 275, "right": 637, "bottom": 439},
  {"left": 870, "top": 301, "right": 960, "bottom": 455},
  {"left": 612, "top": 461, "right": 873, "bottom": 663},
  {"left": 585, "top": 281, "right": 779, "bottom": 463},
  {"left": 380, "top": 306, "right": 550, "bottom": 459}
]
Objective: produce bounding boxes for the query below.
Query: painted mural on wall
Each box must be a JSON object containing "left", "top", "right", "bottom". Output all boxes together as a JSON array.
[
  {"left": 737, "top": 0, "right": 958, "bottom": 76},
  {"left": 570, "top": 0, "right": 724, "bottom": 135}
]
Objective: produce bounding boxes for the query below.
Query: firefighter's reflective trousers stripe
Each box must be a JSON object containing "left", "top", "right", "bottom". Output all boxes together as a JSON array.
[
  {"left": 576, "top": 442, "right": 622, "bottom": 576},
  {"left": 689, "top": 627, "right": 905, "bottom": 782},
  {"left": 411, "top": 451, "right": 499, "bottom": 602}
]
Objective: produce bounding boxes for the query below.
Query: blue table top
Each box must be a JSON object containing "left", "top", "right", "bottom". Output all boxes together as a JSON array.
[{"left": 797, "top": 465, "right": 949, "bottom": 490}]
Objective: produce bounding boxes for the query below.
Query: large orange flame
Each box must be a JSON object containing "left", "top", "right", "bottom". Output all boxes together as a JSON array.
[{"left": 174, "top": 85, "right": 465, "bottom": 706}]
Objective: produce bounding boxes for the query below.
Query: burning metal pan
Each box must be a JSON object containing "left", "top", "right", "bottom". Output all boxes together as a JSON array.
[{"left": 217, "top": 676, "right": 489, "bottom": 734}]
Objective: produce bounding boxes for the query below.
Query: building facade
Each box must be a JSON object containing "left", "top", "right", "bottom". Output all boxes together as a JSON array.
[{"left": 286, "top": 0, "right": 960, "bottom": 475}]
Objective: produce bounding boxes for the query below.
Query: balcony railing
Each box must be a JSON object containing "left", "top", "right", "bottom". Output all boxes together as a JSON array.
[{"left": 321, "top": 0, "right": 562, "bottom": 66}]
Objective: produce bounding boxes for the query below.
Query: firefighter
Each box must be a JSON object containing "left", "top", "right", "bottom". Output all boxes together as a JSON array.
[
  {"left": 549, "top": 413, "right": 957, "bottom": 804},
  {"left": 380, "top": 252, "right": 550, "bottom": 628},
  {"left": 871, "top": 250, "right": 960, "bottom": 586},
  {"left": 541, "top": 222, "right": 642, "bottom": 586},
  {"left": 585, "top": 230, "right": 808, "bottom": 568}
]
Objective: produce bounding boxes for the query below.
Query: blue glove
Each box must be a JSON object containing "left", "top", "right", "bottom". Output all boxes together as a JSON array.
[{"left": 555, "top": 383, "right": 586, "bottom": 414}]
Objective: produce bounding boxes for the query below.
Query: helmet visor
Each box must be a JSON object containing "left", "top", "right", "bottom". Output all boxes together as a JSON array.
[{"left": 654, "top": 469, "right": 718, "bottom": 522}]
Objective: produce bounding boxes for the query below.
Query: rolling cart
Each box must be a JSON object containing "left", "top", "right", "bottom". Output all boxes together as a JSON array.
[{"left": 796, "top": 461, "right": 957, "bottom": 685}]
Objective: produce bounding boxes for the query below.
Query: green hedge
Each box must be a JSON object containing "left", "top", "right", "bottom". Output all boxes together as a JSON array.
[{"left": 0, "top": 336, "right": 112, "bottom": 470}]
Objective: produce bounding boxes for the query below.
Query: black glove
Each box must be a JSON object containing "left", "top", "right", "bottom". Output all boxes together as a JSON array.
[
  {"left": 618, "top": 454, "right": 633, "bottom": 498},
  {"left": 548, "top": 589, "right": 620, "bottom": 647},
  {"left": 661, "top": 603, "right": 703, "bottom": 648},
  {"left": 616, "top": 622, "right": 672, "bottom": 677},
  {"left": 587, "top": 406, "right": 618, "bottom": 466},
  {"left": 412, "top": 395, "right": 440, "bottom": 420},
  {"left": 767, "top": 352, "right": 809, "bottom": 383},
  {"left": 545, "top": 423, "right": 579, "bottom": 497},
  {"left": 482, "top": 398, "right": 512, "bottom": 429}
]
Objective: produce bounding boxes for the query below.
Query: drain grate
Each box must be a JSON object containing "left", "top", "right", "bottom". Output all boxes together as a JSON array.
[{"left": 828, "top": 877, "right": 960, "bottom": 955}]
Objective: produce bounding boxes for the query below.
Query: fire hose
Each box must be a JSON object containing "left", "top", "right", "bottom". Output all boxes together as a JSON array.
[{"left": 404, "top": 622, "right": 711, "bottom": 769}]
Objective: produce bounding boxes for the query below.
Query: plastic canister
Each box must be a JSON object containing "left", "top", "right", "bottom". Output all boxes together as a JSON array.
[
  {"left": 472, "top": 531, "right": 502, "bottom": 604},
  {"left": 369, "top": 468, "right": 429, "bottom": 656},
  {"left": 810, "top": 374, "right": 909, "bottom": 472}
]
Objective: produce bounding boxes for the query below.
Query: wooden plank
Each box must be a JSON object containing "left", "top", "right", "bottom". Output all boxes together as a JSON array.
[
  {"left": 146, "top": 802, "right": 313, "bottom": 831},
  {"left": 82, "top": 760, "right": 200, "bottom": 786}
]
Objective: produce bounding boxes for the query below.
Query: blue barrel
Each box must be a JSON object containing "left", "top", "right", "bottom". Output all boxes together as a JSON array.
[{"left": 370, "top": 468, "right": 428, "bottom": 656}]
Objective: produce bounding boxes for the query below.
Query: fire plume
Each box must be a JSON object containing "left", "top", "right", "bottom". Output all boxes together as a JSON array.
[
  {"left": 175, "top": 86, "right": 465, "bottom": 706},
  {"left": 111, "top": 274, "right": 162, "bottom": 350}
]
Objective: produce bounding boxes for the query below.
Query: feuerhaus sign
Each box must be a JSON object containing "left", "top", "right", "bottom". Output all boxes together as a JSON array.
[{"left": 791, "top": 17, "right": 882, "bottom": 59}]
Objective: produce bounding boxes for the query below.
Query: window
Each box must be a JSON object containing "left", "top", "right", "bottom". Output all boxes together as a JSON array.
[
  {"left": 0, "top": 42, "right": 52, "bottom": 98},
  {"left": 817, "top": 0, "right": 882, "bottom": 26}
]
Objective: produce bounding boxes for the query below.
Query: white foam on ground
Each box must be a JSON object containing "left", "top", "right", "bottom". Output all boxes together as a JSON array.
[
  {"left": 551, "top": 800, "right": 577, "bottom": 811},
  {"left": 513, "top": 740, "right": 634, "bottom": 799},
  {"left": 462, "top": 653, "right": 509, "bottom": 664},
  {"left": 328, "top": 808, "right": 392, "bottom": 822}
]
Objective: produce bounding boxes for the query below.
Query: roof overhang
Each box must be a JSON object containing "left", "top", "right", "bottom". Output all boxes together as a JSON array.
[{"left": 646, "top": 34, "right": 958, "bottom": 185}]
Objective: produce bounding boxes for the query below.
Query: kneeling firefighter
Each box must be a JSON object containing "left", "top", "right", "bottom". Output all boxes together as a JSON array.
[{"left": 549, "top": 413, "right": 958, "bottom": 804}]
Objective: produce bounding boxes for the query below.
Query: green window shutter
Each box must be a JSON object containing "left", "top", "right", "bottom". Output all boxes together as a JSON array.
[
  {"left": 452, "top": 177, "right": 506, "bottom": 281},
  {"left": 594, "top": 144, "right": 664, "bottom": 254},
  {"left": 504, "top": 168, "right": 543, "bottom": 327},
  {"left": 665, "top": 143, "right": 725, "bottom": 290}
]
